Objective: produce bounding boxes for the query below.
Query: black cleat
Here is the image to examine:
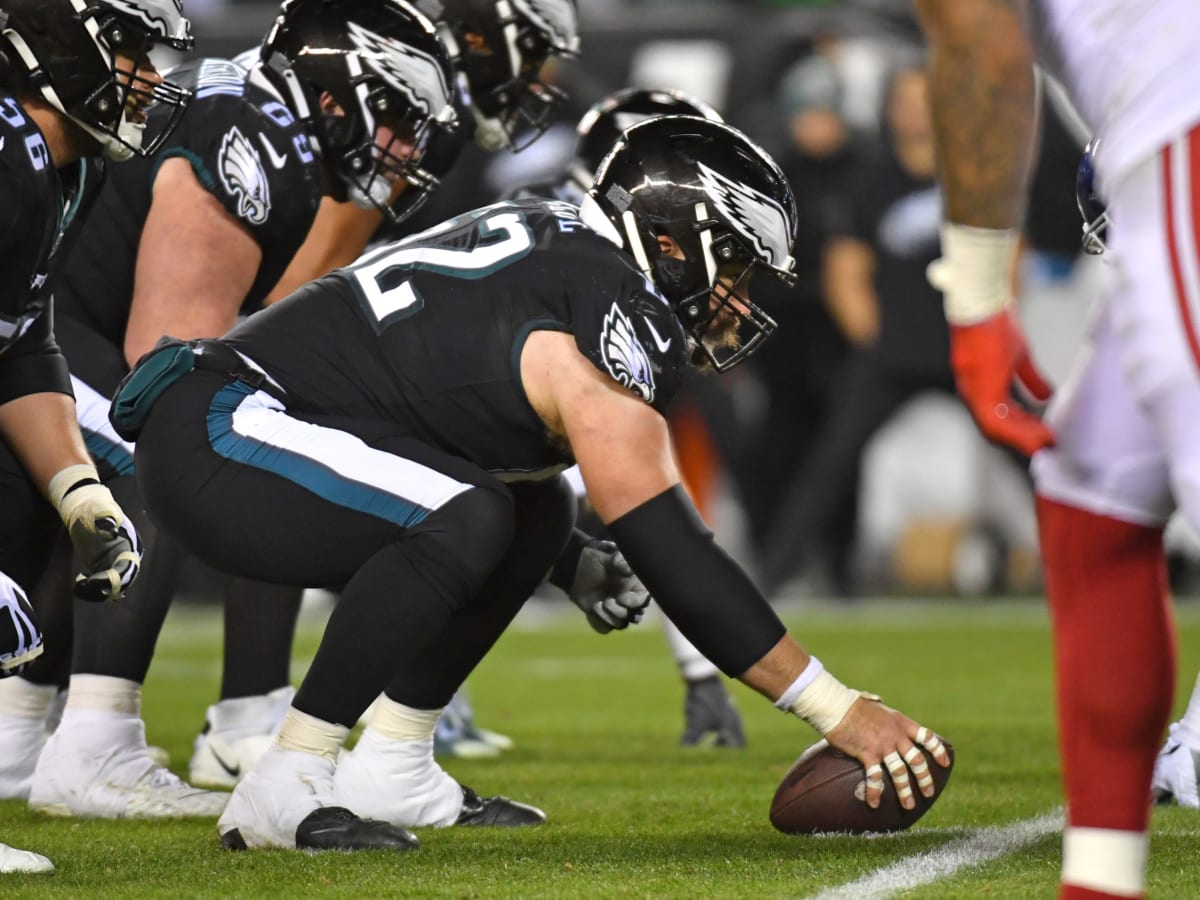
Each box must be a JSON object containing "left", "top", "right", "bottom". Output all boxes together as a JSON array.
[
  {"left": 454, "top": 785, "right": 545, "bottom": 827},
  {"left": 296, "top": 807, "right": 419, "bottom": 851},
  {"left": 219, "top": 828, "right": 248, "bottom": 851}
]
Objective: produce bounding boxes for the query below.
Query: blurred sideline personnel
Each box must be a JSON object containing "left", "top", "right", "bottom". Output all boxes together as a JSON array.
[
  {"left": 188, "top": 0, "right": 583, "bottom": 773},
  {"left": 0, "top": 0, "right": 188, "bottom": 871},
  {"left": 0, "top": 0, "right": 459, "bottom": 820},
  {"left": 914, "top": 1, "right": 1200, "bottom": 897},
  {"left": 511, "top": 85, "right": 747, "bottom": 748},
  {"left": 759, "top": 65, "right": 952, "bottom": 598},
  {"left": 120, "top": 115, "right": 949, "bottom": 852}
]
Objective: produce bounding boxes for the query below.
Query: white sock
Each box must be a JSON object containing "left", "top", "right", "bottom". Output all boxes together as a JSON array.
[
  {"left": 369, "top": 696, "right": 443, "bottom": 743},
  {"left": 0, "top": 677, "right": 57, "bottom": 720},
  {"left": 662, "top": 614, "right": 719, "bottom": 682},
  {"left": 209, "top": 686, "right": 293, "bottom": 738},
  {"left": 345, "top": 727, "right": 461, "bottom": 826},
  {"left": 1061, "top": 826, "right": 1147, "bottom": 897},
  {"left": 272, "top": 707, "right": 348, "bottom": 763},
  {"left": 62, "top": 675, "right": 140, "bottom": 719},
  {"left": 1174, "top": 671, "right": 1200, "bottom": 750}
]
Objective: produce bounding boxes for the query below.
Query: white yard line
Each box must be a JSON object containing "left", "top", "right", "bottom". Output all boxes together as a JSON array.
[{"left": 808, "top": 809, "right": 1063, "bottom": 900}]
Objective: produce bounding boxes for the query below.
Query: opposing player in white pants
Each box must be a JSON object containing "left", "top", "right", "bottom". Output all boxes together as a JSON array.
[{"left": 915, "top": 2, "right": 1200, "bottom": 897}]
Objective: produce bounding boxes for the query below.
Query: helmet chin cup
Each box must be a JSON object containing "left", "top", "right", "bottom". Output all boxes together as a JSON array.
[
  {"left": 346, "top": 176, "right": 393, "bottom": 212},
  {"left": 472, "top": 111, "right": 512, "bottom": 152}
]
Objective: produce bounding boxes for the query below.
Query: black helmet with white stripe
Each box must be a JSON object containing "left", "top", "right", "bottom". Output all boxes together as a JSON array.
[
  {"left": 0, "top": 0, "right": 193, "bottom": 160},
  {"left": 258, "top": 0, "right": 458, "bottom": 223},
  {"left": 419, "top": 0, "right": 579, "bottom": 151},
  {"left": 582, "top": 115, "right": 798, "bottom": 372}
]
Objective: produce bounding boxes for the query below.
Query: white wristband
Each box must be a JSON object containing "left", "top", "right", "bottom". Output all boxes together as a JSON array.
[
  {"left": 788, "top": 669, "right": 863, "bottom": 736},
  {"left": 928, "top": 223, "right": 1018, "bottom": 325},
  {"left": 48, "top": 464, "right": 120, "bottom": 533},
  {"left": 48, "top": 464, "right": 100, "bottom": 511},
  {"left": 774, "top": 656, "right": 826, "bottom": 711}
]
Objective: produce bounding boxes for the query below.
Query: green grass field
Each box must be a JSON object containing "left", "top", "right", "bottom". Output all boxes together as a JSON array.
[{"left": 3, "top": 598, "right": 1200, "bottom": 898}]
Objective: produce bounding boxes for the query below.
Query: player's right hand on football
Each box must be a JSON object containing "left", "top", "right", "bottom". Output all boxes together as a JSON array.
[
  {"left": 949, "top": 309, "right": 1055, "bottom": 457},
  {"left": 825, "top": 698, "right": 951, "bottom": 810},
  {"left": 569, "top": 540, "right": 650, "bottom": 634}
]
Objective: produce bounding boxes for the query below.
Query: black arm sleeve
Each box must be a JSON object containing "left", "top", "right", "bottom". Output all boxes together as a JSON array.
[
  {"left": 0, "top": 303, "right": 73, "bottom": 406},
  {"left": 607, "top": 485, "right": 786, "bottom": 677},
  {"left": 548, "top": 527, "right": 593, "bottom": 592}
]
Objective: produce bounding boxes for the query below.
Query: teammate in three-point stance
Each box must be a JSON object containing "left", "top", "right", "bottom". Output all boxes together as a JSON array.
[
  {"left": 0, "top": 0, "right": 190, "bottom": 870},
  {"left": 914, "top": 1, "right": 1200, "bottom": 896},
  {"left": 0, "top": 0, "right": 461, "bottom": 820}
]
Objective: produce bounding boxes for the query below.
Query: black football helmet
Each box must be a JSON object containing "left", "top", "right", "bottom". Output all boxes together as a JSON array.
[
  {"left": 258, "top": 0, "right": 458, "bottom": 223},
  {"left": 582, "top": 116, "right": 798, "bottom": 372},
  {"left": 570, "top": 87, "right": 722, "bottom": 190},
  {"left": 1076, "top": 138, "right": 1108, "bottom": 255},
  {"left": 0, "top": 0, "right": 193, "bottom": 160},
  {"left": 417, "top": 0, "right": 579, "bottom": 151}
]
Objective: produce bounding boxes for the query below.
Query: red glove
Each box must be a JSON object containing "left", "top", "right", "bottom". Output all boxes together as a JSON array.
[{"left": 948, "top": 309, "right": 1055, "bottom": 457}]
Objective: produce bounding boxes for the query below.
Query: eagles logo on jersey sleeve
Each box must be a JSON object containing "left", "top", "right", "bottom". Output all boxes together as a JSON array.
[
  {"left": 155, "top": 58, "right": 321, "bottom": 249},
  {"left": 572, "top": 253, "right": 689, "bottom": 416}
]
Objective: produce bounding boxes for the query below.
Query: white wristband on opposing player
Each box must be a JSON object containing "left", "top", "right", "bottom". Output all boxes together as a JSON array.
[
  {"left": 928, "top": 223, "right": 1018, "bottom": 325},
  {"left": 777, "top": 661, "right": 864, "bottom": 736}
]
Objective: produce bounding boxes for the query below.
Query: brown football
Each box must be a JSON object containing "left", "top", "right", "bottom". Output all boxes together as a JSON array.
[{"left": 769, "top": 738, "right": 955, "bottom": 835}]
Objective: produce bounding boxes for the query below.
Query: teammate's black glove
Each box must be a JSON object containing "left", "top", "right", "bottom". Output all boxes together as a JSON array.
[
  {"left": 0, "top": 573, "right": 43, "bottom": 677},
  {"left": 49, "top": 465, "right": 143, "bottom": 602},
  {"left": 681, "top": 676, "right": 746, "bottom": 748},
  {"left": 569, "top": 540, "right": 650, "bottom": 634}
]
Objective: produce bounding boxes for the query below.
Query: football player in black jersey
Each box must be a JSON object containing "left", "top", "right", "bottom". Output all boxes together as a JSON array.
[
  {"left": 0, "top": 0, "right": 192, "bottom": 873},
  {"left": 187, "top": 0, "right": 583, "bottom": 776},
  {"left": 0, "top": 0, "right": 459, "bottom": 824},
  {"left": 124, "top": 115, "right": 951, "bottom": 852},
  {"left": 510, "top": 86, "right": 750, "bottom": 750}
]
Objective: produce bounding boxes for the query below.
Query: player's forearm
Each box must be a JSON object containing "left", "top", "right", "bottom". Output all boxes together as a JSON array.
[
  {"left": 0, "top": 391, "right": 92, "bottom": 494},
  {"left": 606, "top": 485, "right": 788, "bottom": 680},
  {"left": 916, "top": 0, "right": 1036, "bottom": 228}
]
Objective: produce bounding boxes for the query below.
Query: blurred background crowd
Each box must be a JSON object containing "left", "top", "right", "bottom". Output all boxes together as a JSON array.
[{"left": 170, "top": 0, "right": 1196, "bottom": 602}]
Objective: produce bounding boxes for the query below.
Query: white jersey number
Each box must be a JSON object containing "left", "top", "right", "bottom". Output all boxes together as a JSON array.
[{"left": 349, "top": 207, "right": 535, "bottom": 330}]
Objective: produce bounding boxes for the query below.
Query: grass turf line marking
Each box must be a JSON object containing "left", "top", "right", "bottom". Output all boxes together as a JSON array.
[{"left": 808, "top": 808, "right": 1062, "bottom": 899}]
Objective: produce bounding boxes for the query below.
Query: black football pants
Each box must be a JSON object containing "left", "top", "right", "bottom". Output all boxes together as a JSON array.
[{"left": 136, "top": 369, "right": 574, "bottom": 727}]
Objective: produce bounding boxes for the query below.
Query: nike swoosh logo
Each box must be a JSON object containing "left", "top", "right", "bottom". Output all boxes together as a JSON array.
[
  {"left": 644, "top": 318, "right": 672, "bottom": 353},
  {"left": 208, "top": 744, "right": 240, "bottom": 778},
  {"left": 257, "top": 133, "right": 288, "bottom": 170}
]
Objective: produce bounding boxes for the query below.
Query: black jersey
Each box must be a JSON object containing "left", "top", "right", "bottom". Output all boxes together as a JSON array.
[
  {"left": 225, "top": 199, "right": 690, "bottom": 479},
  {"left": 0, "top": 90, "right": 103, "bottom": 401},
  {"left": 55, "top": 58, "right": 324, "bottom": 348}
]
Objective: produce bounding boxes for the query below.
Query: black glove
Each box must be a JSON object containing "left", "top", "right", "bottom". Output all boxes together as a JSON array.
[
  {"left": 0, "top": 573, "right": 43, "bottom": 677},
  {"left": 50, "top": 465, "right": 143, "bottom": 602},
  {"left": 681, "top": 676, "right": 746, "bottom": 748}
]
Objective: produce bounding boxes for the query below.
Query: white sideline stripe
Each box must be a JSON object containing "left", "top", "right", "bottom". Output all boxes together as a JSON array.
[{"left": 808, "top": 809, "right": 1062, "bottom": 900}]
